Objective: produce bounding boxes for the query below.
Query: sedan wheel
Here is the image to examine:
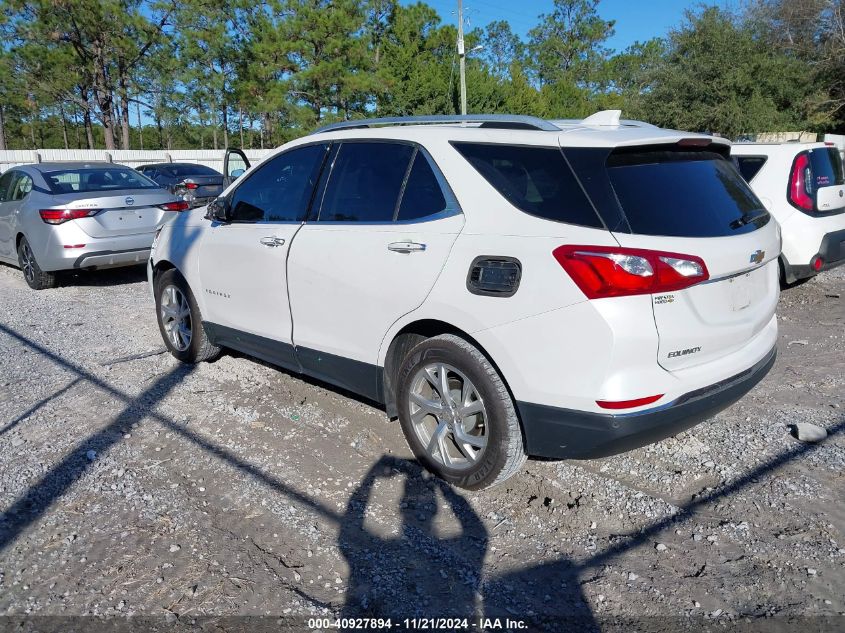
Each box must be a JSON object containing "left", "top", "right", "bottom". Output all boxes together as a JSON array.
[
  {"left": 16, "top": 236, "right": 58, "bottom": 290},
  {"left": 20, "top": 241, "right": 36, "bottom": 285}
]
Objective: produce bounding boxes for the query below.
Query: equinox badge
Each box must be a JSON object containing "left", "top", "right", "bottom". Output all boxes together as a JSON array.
[{"left": 749, "top": 249, "right": 765, "bottom": 264}]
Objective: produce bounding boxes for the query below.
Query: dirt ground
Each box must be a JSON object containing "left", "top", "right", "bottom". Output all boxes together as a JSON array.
[{"left": 0, "top": 261, "right": 843, "bottom": 633}]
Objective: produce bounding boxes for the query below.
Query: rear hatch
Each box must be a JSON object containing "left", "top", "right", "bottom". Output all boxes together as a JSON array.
[
  {"left": 49, "top": 189, "right": 176, "bottom": 238},
  {"left": 581, "top": 142, "right": 780, "bottom": 372},
  {"left": 794, "top": 146, "right": 845, "bottom": 213}
]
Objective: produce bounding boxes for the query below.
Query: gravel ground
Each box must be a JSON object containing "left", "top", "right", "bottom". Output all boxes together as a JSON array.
[{"left": 0, "top": 262, "right": 843, "bottom": 632}]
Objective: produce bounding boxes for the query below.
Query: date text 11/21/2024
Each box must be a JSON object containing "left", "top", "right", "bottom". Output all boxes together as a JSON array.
[{"left": 306, "top": 618, "right": 528, "bottom": 630}]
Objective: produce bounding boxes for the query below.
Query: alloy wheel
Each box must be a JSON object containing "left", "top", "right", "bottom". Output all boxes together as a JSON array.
[
  {"left": 20, "top": 242, "right": 35, "bottom": 285},
  {"left": 160, "top": 285, "right": 192, "bottom": 352},
  {"left": 408, "top": 362, "right": 488, "bottom": 470}
]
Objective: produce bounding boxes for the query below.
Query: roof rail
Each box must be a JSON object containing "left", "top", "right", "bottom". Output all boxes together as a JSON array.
[{"left": 312, "top": 114, "right": 562, "bottom": 134}]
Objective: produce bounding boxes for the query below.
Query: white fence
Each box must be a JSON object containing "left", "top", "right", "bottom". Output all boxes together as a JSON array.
[{"left": 0, "top": 149, "right": 273, "bottom": 174}]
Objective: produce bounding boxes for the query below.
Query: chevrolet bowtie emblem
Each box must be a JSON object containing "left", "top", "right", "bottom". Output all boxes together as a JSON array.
[{"left": 749, "top": 250, "right": 765, "bottom": 264}]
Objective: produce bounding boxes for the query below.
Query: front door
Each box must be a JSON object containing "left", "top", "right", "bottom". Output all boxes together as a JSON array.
[
  {"left": 199, "top": 143, "right": 329, "bottom": 369},
  {"left": 287, "top": 141, "right": 464, "bottom": 399},
  {"left": 0, "top": 171, "right": 22, "bottom": 261},
  {"left": 223, "top": 148, "right": 251, "bottom": 187}
]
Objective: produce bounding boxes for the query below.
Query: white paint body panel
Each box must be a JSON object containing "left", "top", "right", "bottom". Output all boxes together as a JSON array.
[
  {"left": 198, "top": 222, "right": 302, "bottom": 342},
  {"left": 288, "top": 214, "right": 463, "bottom": 363}
]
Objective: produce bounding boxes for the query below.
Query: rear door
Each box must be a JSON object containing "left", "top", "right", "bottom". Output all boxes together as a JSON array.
[
  {"left": 599, "top": 144, "right": 780, "bottom": 371},
  {"left": 287, "top": 141, "right": 463, "bottom": 398}
]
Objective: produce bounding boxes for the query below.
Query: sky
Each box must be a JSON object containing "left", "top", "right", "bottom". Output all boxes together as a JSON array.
[{"left": 407, "top": 0, "right": 739, "bottom": 53}]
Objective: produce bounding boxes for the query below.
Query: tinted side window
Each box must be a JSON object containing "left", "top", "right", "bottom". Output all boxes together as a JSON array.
[
  {"left": 319, "top": 142, "right": 414, "bottom": 222},
  {"left": 0, "top": 171, "right": 16, "bottom": 202},
  {"left": 734, "top": 156, "right": 767, "bottom": 182},
  {"left": 397, "top": 153, "right": 448, "bottom": 221},
  {"left": 230, "top": 144, "right": 327, "bottom": 223},
  {"left": 452, "top": 143, "right": 602, "bottom": 228}
]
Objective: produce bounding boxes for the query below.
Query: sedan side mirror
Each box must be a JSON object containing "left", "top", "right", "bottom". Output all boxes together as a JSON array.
[{"left": 206, "top": 197, "right": 230, "bottom": 222}]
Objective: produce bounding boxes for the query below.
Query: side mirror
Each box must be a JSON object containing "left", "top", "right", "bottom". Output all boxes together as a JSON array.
[
  {"left": 206, "top": 197, "right": 230, "bottom": 222},
  {"left": 230, "top": 168, "right": 245, "bottom": 179}
]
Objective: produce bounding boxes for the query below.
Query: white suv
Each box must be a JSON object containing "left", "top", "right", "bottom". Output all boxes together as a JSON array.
[
  {"left": 149, "top": 112, "right": 779, "bottom": 490},
  {"left": 732, "top": 141, "right": 845, "bottom": 284}
]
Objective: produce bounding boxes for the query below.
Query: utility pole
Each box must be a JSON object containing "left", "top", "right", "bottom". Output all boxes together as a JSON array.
[{"left": 457, "top": 0, "right": 467, "bottom": 116}]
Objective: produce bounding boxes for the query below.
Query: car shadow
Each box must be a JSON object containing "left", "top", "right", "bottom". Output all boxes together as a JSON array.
[{"left": 58, "top": 264, "right": 149, "bottom": 288}]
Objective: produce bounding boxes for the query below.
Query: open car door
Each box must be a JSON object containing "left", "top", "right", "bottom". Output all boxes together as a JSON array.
[{"left": 223, "top": 149, "right": 250, "bottom": 187}]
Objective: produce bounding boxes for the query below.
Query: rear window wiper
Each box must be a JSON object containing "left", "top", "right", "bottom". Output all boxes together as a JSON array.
[{"left": 730, "top": 209, "right": 768, "bottom": 230}]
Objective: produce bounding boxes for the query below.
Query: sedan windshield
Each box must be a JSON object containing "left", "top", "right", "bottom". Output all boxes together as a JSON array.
[{"left": 44, "top": 167, "right": 160, "bottom": 194}]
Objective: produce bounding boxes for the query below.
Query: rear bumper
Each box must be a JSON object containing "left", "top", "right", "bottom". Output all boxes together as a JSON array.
[
  {"left": 38, "top": 223, "right": 156, "bottom": 271},
  {"left": 818, "top": 228, "right": 845, "bottom": 269},
  {"left": 783, "top": 228, "right": 845, "bottom": 281},
  {"left": 72, "top": 248, "right": 151, "bottom": 269},
  {"left": 518, "top": 345, "right": 777, "bottom": 459}
]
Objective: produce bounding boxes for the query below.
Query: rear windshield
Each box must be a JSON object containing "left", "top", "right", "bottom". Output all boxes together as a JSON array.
[
  {"left": 807, "top": 147, "right": 845, "bottom": 189},
  {"left": 45, "top": 167, "right": 160, "bottom": 194},
  {"left": 608, "top": 150, "right": 769, "bottom": 237},
  {"left": 161, "top": 164, "right": 221, "bottom": 177},
  {"left": 452, "top": 142, "right": 603, "bottom": 228}
]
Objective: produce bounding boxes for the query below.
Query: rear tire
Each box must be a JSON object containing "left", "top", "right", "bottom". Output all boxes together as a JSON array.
[
  {"left": 396, "top": 334, "right": 526, "bottom": 491},
  {"left": 155, "top": 269, "right": 220, "bottom": 363},
  {"left": 17, "top": 236, "right": 58, "bottom": 290}
]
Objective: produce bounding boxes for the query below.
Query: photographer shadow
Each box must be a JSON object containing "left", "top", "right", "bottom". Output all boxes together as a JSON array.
[
  {"left": 339, "top": 456, "right": 596, "bottom": 631},
  {"left": 339, "top": 456, "right": 487, "bottom": 620}
]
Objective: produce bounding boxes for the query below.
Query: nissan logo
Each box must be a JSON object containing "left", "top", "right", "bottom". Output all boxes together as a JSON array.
[{"left": 125, "top": 196, "right": 135, "bottom": 206}]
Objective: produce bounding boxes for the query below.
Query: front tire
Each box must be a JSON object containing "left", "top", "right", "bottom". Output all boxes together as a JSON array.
[
  {"left": 155, "top": 269, "right": 220, "bottom": 363},
  {"left": 396, "top": 334, "right": 526, "bottom": 491},
  {"left": 17, "top": 236, "right": 57, "bottom": 290}
]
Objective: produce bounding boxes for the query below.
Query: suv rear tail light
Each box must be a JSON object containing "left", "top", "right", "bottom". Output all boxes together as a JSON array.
[
  {"left": 553, "top": 245, "right": 709, "bottom": 299},
  {"left": 158, "top": 201, "right": 191, "bottom": 212},
  {"left": 39, "top": 208, "right": 101, "bottom": 225},
  {"left": 788, "top": 153, "right": 814, "bottom": 212}
]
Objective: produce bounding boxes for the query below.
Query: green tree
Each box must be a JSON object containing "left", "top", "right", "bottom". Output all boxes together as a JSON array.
[
  {"left": 480, "top": 20, "right": 524, "bottom": 80},
  {"left": 3, "top": 0, "right": 174, "bottom": 150},
  {"left": 746, "top": 0, "right": 843, "bottom": 130},
  {"left": 526, "top": 0, "right": 615, "bottom": 117},
  {"left": 600, "top": 39, "right": 665, "bottom": 117},
  {"left": 643, "top": 7, "right": 817, "bottom": 137},
  {"left": 376, "top": 3, "right": 456, "bottom": 116},
  {"left": 279, "top": 0, "right": 380, "bottom": 128}
]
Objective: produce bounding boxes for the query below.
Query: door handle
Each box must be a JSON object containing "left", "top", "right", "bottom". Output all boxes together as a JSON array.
[
  {"left": 259, "top": 236, "right": 286, "bottom": 247},
  {"left": 387, "top": 241, "right": 426, "bottom": 253}
]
